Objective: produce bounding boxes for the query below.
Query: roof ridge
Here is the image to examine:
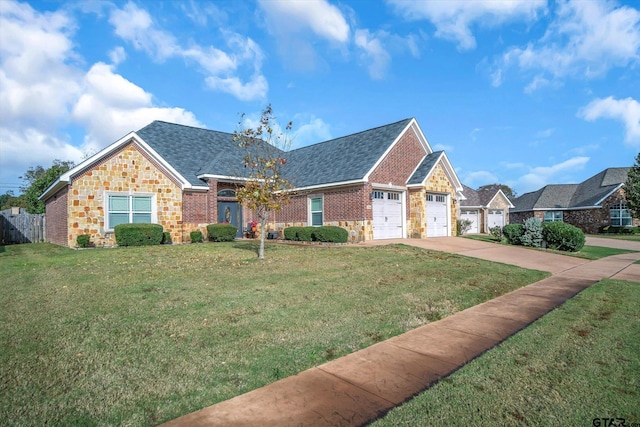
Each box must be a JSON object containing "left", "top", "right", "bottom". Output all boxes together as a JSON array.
[
  {"left": 146, "top": 120, "right": 234, "bottom": 136},
  {"left": 289, "top": 118, "right": 412, "bottom": 153}
]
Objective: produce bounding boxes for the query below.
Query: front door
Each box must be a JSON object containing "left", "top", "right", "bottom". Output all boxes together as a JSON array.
[{"left": 217, "top": 202, "right": 243, "bottom": 238}]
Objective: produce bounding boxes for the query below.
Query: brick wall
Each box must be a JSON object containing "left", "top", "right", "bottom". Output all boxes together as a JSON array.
[
  {"left": 67, "top": 143, "right": 183, "bottom": 247},
  {"left": 44, "top": 186, "right": 68, "bottom": 246},
  {"left": 369, "top": 128, "right": 426, "bottom": 187}
]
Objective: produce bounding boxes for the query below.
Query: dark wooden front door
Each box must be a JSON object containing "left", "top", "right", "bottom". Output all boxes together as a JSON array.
[{"left": 217, "top": 202, "right": 243, "bottom": 238}]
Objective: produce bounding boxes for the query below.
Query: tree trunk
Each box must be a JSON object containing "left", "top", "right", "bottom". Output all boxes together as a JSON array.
[{"left": 259, "top": 217, "right": 266, "bottom": 259}]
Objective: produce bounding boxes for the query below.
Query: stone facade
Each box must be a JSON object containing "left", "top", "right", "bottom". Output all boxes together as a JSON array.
[{"left": 67, "top": 143, "right": 183, "bottom": 247}]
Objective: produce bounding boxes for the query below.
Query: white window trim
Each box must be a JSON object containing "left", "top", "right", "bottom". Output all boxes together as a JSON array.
[
  {"left": 308, "top": 194, "right": 323, "bottom": 227},
  {"left": 104, "top": 191, "right": 157, "bottom": 231},
  {"left": 543, "top": 211, "right": 563, "bottom": 222},
  {"left": 610, "top": 203, "right": 632, "bottom": 227}
]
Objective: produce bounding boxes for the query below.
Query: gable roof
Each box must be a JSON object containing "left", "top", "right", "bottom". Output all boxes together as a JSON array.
[
  {"left": 511, "top": 167, "right": 630, "bottom": 212},
  {"left": 406, "top": 151, "right": 463, "bottom": 191},
  {"left": 41, "top": 117, "right": 460, "bottom": 200},
  {"left": 285, "top": 118, "right": 413, "bottom": 188},
  {"left": 460, "top": 184, "right": 514, "bottom": 208}
]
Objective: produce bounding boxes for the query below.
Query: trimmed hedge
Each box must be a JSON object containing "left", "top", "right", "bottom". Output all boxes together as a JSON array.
[
  {"left": 207, "top": 223, "right": 237, "bottom": 242},
  {"left": 599, "top": 226, "right": 640, "bottom": 235},
  {"left": 284, "top": 226, "right": 348, "bottom": 243},
  {"left": 190, "top": 230, "right": 203, "bottom": 243},
  {"left": 114, "top": 223, "right": 163, "bottom": 246},
  {"left": 502, "top": 224, "right": 524, "bottom": 245},
  {"left": 296, "top": 227, "right": 315, "bottom": 242},
  {"left": 161, "top": 231, "right": 172, "bottom": 244},
  {"left": 76, "top": 234, "right": 90, "bottom": 248},
  {"left": 312, "top": 226, "right": 349, "bottom": 243},
  {"left": 543, "top": 221, "right": 585, "bottom": 252},
  {"left": 283, "top": 227, "right": 302, "bottom": 241}
]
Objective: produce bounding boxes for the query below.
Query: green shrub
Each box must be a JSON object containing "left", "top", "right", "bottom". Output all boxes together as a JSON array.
[
  {"left": 456, "top": 219, "right": 473, "bottom": 235},
  {"left": 520, "top": 217, "right": 543, "bottom": 248},
  {"left": 114, "top": 223, "right": 163, "bottom": 247},
  {"left": 296, "top": 227, "right": 315, "bottom": 242},
  {"left": 190, "top": 230, "right": 203, "bottom": 243},
  {"left": 502, "top": 224, "right": 524, "bottom": 245},
  {"left": 312, "top": 226, "right": 349, "bottom": 243},
  {"left": 206, "top": 223, "right": 237, "bottom": 242},
  {"left": 543, "top": 221, "right": 585, "bottom": 252},
  {"left": 161, "top": 231, "right": 172, "bottom": 244},
  {"left": 599, "top": 226, "right": 639, "bottom": 234},
  {"left": 284, "top": 227, "right": 303, "bottom": 241},
  {"left": 76, "top": 234, "right": 90, "bottom": 248},
  {"left": 489, "top": 226, "right": 503, "bottom": 240}
]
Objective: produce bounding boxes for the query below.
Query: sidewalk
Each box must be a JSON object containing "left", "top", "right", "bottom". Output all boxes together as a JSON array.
[{"left": 159, "top": 238, "right": 640, "bottom": 427}]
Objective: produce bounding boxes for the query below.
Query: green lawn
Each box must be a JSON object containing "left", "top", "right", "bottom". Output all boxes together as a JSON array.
[
  {"left": 0, "top": 242, "right": 547, "bottom": 426},
  {"left": 371, "top": 278, "right": 640, "bottom": 426}
]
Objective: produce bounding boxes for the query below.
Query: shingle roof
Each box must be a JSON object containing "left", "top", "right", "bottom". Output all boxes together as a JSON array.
[
  {"left": 460, "top": 184, "right": 481, "bottom": 206},
  {"left": 406, "top": 151, "right": 443, "bottom": 185},
  {"left": 284, "top": 119, "right": 412, "bottom": 187},
  {"left": 511, "top": 167, "right": 629, "bottom": 212},
  {"left": 136, "top": 121, "right": 249, "bottom": 187}
]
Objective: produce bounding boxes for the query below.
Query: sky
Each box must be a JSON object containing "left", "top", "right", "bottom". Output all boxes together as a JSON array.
[{"left": 0, "top": 0, "right": 639, "bottom": 198}]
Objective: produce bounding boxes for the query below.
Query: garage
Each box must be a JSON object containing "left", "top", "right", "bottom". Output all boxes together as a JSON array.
[
  {"left": 372, "top": 190, "right": 403, "bottom": 239},
  {"left": 426, "top": 193, "right": 448, "bottom": 237},
  {"left": 460, "top": 209, "right": 479, "bottom": 234},
  {"left": 488, "top": 209, "right": 504, "bottom": 229}
]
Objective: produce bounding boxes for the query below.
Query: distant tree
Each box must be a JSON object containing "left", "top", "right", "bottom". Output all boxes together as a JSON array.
[
  {"left": 625, "top": 153, "right": 640, "bottom": 219},
  {"left": 234, "top": 105, "right": 294, "bottom": 259},
  {"left": 477, "top": 183, "right": 517, "bottom": 200},
  {"left": 0, "top": 191, "right": 26, "bottom": 210},
  {"left": 20, "top": 160, "right": 74, "bottom": 214}
]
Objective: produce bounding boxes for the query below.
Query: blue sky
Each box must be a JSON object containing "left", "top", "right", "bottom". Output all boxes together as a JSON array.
[{"left": 1, "top": 0, "right": 639, "bottom": 197}]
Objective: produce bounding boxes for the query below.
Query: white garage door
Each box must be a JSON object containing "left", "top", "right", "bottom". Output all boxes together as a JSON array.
[
  {"left": 372, "top": 191, "right": 403, "bottom": 239},
  {"left": 426, "top": 194, "right": 448, "bottom": 237},
  {"left": 488, "top": 209, "right": 504, "bottom": 229},
  {"left": 460, "top": 209, "right": 479, "bottom": 234}
]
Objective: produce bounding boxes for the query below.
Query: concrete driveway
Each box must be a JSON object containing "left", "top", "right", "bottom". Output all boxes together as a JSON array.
[{"left": 361, "top": 237, "right": 590, "bottom": 275}]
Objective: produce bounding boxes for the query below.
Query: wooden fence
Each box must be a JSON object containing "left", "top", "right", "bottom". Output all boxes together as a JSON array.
[{"left": 0, "top": 208, "right": 45, "bottom": 244}]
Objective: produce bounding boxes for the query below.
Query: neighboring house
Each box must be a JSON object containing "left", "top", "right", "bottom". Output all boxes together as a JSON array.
[
  {"left": 40, "top": 118, "right": 463, "bottom": 247},
  {"left": 510, "top": 167, "right": 637, "bottom": 234},
  {"left": 458, "top": 185, "right": 514, "bottom": 233}
]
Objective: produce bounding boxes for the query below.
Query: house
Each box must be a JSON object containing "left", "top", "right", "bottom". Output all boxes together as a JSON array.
[
  {"left": 40, "top": 118, "right": 463, "bottom": 247},
  {"left": 458, "top": 184, "right": 514, "bottom": 233},
  {"left": 510, "top": 167, "right": 637, "bottom": 234}
]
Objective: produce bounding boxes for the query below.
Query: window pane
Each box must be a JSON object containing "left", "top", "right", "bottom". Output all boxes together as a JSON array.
[
  {"left": 109, "top": 196, "right": 129, "bottom": 211},
  {"left": 622, "top": 217, "right": 632, "bottom": 226},
  {"left": 311, "top": 198, "right": 322, "bottom": 212},
  {"left": 109, "top": 213, "right": 129, "bottom": 227},
  {"left": 132, "top": 196, "right": 151, "bottom": 212},
  {"left": 544, "top": 212, "right": 553, "bottom": 222},
  {"left": 311, "top": 212, "right": 322, "bottom": 226},
  {"left": 132, "top": 213, "right": 151, "bottom": 223}
]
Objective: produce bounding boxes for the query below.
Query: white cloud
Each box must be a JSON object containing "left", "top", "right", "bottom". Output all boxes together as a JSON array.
[
  {"left": 387, "top": 0, "right": 546, "bottom": 50},
  {"left": 108, "top": 46, "right": 126, "bottom": 65},
  {"left": 0, "top": 1, "right": 204, "bottom": 192},
  {"left": 496, "top": 0, "right": 640, "bottom": 89},
  {"left": 108, "top": 2, "right": 267, "bottom": 100},
  {"left": 514, "top": 156, "right": 589, "bottom": 193},
  {"left": 464, "top": 170, "right": 499, "bottom": 187},
  {"left": 433, "top": 143, "right": 453, "bottom": 152},
  {"left": 0, "top": 1, "right": 81, "bottom": 128},
  {"left": 71, "top": 62, "right": 203, "bottom": 149},
  {"left": 257, "top": 0, "right": 350, "bottom": 43},
  {"left": 292, "top": 116, "right": 332, "bottom": 148},
  {"left": 535, "top": 128, "right": 554, "bottom": 139},
  {"left": 354, "top": 29, "right": 391, "bottom": 79},
  {"left": 578, "top": 96, "right": 640, "bottom": 147}
]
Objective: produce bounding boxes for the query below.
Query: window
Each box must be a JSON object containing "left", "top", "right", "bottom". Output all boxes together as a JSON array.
[
  {"left": 610, "top": 203, "right": 632, "bottom": 227},
  {"left": 388, "top": 192, "right": 400, "bottom": 200},
  {"left": 427, "top": 194, "right": 445, "bottom": 203},
  {"left": 217, "top": 189, "right": 236, "bottom": 198},
  {"left": 544, "top": 211, "right": 563, "bottom": 222},
  {"left": 372, "top": 191, "right": 384, "bottom": 199},
  {"left": 107, "top": 194, "right": 153, "bottom": 230},
  {"left": 310, "top": 196, "right": 323, "bottom": 226}
]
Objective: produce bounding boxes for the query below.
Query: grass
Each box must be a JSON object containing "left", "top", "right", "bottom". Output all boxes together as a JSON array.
[
  {"left": 463, "top": 235, "right": 637, "bottom": 260},
  {"left": 587, "top": 234, "right": 640, "bottom": 242},
  {"left": 370, "top": 278, "right": 640, "bottom": 426},
  {"left": 0, "top": 242, "right": 547, "bottom": 426}
]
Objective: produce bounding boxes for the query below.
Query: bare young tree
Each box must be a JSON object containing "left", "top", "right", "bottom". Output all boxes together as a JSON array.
[{"left": 233, "top": 105, "right": 294, "bottom": 259}]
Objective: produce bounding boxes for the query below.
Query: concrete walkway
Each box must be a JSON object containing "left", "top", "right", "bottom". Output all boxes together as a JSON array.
[{"left": 160, "top": 237, "right": 640, "bottom": 427}]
